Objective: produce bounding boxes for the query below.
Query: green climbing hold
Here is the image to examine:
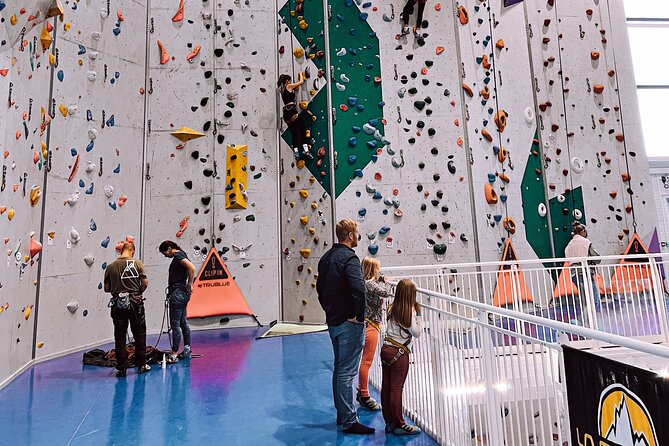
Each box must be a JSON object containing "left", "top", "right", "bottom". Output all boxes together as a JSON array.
[{"left": 246, "top": 215, "right": 256, "bottom": 222}]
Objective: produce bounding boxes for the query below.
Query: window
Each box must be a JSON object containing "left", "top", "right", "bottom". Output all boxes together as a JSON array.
[{"left": 625, "top": 0, "right": 669, "bottom": 157}]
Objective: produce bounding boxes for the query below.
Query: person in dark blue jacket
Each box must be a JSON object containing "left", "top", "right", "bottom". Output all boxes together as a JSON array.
[{"left": 317, "top": 219, "right": 373, "bottom": 435}]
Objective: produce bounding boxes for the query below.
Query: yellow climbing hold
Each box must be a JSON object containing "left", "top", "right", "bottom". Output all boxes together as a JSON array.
[
  {"left": 309, "top": 177, "right": 316, "bottom": 183},
  {"left": 308, "top": 227, "right": 316, "bottom": 235},
  {"left": 10, "top": 15, "right": 17, "bottom": 26},
  {"left": 299, "top": 101, "right": 309, "bottom": 110},
  {"left": 289, "top": 202, "right": 295, "bottom": 208},
  {"left": 30, "top": 186, "right": 42, "bottom": 207},
  {"left": 300, "top": 216, "right": 309, "bottom": 225},
  {"left": 40, "top": 28, "right": 53, "bottom": 52},
  {"left": 47, "top": 0, "right": 65, "bottom": 19},
  {"left": 296, "top": 160, "right": 305, "bottom": 169},
  {"left": 299, "top": 19, "right": 308, "bottom": 29},
  {"left": 311, "top": 202, "right": 318, "bottom": 210},
  {"left": 300, "top": 248, "right": 311, "bottom": 259},
  {"left": 37, "top": 342, "right": 44, "bottom": 349},
  {"left": 49, "top": 53, "right": 56, "bottom": 65},
  {"left": 7, "top": 208, "right": 15, "bottom": 221},
  {"left": 170, "top": 127, "right": 205, "bottom": 142},
  {"left": 293, "top": 48, "right": 304, "bottom": 59},
  {"left": 24, "top": 306, "right": 32, "bottom": 320},
  {"left": 299, "top": 189, "right": 309, "bottom": 198},
  {"left": 47, "top": 231, "right": 56, "bottom": 239},
  {"left": 58, "top": 104, "right": 68, "bottom": 117},
  {"left": 63, "top": 22, "right": 71, "bottom": 32}
]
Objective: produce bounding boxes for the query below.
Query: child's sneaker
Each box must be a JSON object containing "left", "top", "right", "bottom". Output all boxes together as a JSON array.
[
  {"left": 356, "top": 391, "right": 381, "bottom": 410},
  {"left": 166, "top": 354, "right": 178, "bottom": 363},
  {"left": 393, "top": 423, "right": 421, "bottom": 435}
]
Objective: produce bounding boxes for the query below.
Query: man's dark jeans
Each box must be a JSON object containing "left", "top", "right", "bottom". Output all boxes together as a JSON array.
[
  {"left": 328, "top": 321, "right": 365, "bottom": 429},
  {"left": 111, "top": 300, "right": 147, "bottom": 370}
]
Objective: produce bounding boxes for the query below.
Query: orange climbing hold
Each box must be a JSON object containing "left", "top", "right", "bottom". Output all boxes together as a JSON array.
[
  {"left": 499, "top": 173, "right": 510, "bottom": 183},
  {"left": 172, "top": 0, "right": 185, "bottom": 22},
  {"left": 494, "top": 110, "right": 507, "bottom": 132},
  {"left": 484, "top": 183, "right": 498, "bottom": 204},
  {"left": 496, "top": 39, "right": 505, "bottom": 49},
  {"left": 117, "top": 9, "right": 124, "bottom": 21},
  {"left": 493, "top": 239, "right": 534, "bottom": 307},
  {"left": 176, "top": 216, "right": 190, "bottom": 238},
  {"left": 436, "top": 46, "right": 444, "bottom": 55},
  {"left": 503, "top": 217, "right": 516, "bottom": 235},
  {"left": 481, "top": 129, "right": 493, "bottom": 142},
  {"left": 482, "top": 54, "right": 491, "bottom": 69},
  {"left": 458, "top": 6, "right": 469, "bottom": 25},
  {"left": 497, "top": 147, "right": 508, "bottom": 163},
  {"left": 186, "top": 45, "right": 201, "bottom": 62},
  {"left": 68, "top": 154, "right": 80, "bottom": 182},
  {"left": 157, "top": 40, "right": 169, "bottom": 65},
  {"left": 593, "top": 84, "right": 604, "bottom": 94},
  {"left": 462, "top": 83, "right": 473, "bottom": 97}
]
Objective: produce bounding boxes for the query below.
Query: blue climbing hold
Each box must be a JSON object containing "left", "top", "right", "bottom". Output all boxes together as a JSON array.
[
  {"left": 362, "top": 2, "right": 372, "bottom": 7},
  {"left": 366, "top": 140, "right": 378, "bottom": 148},
  {"left": 379, "top": 226, "right": 390, "bottom": 235},
  {"left": 348, "top": 154, "right": 357, "bottom": 164},
  {"left": 109, "top": 202, "right": 117, "bottom": 210},
  {"left": 369, "top": 32, "right": 376, "bottom": 38},
  {"left": 369, "top": 119, "right": 379, "bottom": 127},
  {"left": 89, "top": 219, "right": 97, "bottom": 231},
  {"left": 488, "top": 173, "right": 496, "bottom": 183},
  {"left": 71, "top": 148, "right": 78, "bottom": 156},
  {"left": 336, "top": 14, "right": 345, "bottom": 21},
  {"left": 344, "top": 0, "right": 353, "bottom": 5},
  {"left": 349, "top": 28, "right": 357, "bottom": 36},
  {"left": 348, "top": 97, "right": 358, "bottom": 106},
  {"left": 101, "top": 236, "right": 110, "bottom": 248},
  {"left": 113, "top": 164, "right": 121, "bottom": 174},
  {"left": 115, "top": 72, "right": 120, "bottom": 79},
  {"left": 79, "top": 179, "right": 85, "bottom": 188},
  {"left": 371, "top": 154, "right": 378, "bottom": 163},
  {"left": 382, "top": 209, "right": 389, "bottom": 215},
  {"left": 356, "top": 104, "right": 365, "bottom": 112},
  {"left": 500, "top": 194, "right": 508, "bottom": 203},
  {"left": 0, "top": 2, "right": 5, "bottom": 12},
  {"left": 85, "top": 184, "right": 94, "bottom": 195},
  {"left": 378, "top": 101, "right": 385, "bottom": 108},
  {"left": 358, "top": 208, "right": 367, "bottom": 217},
  {"left": 493, "top": 146, "right": 500, "bottom": 154},
  {"left": 359, "top": 12, "right": 368, "bottom": 21},
  {"left": 372, "top": 191, "right": 382, "bottom": 200},
  {"left": 78, "top": 45, "right": 86, "bottom": 55},
  {"left": 493, "top": 215, "right": 503, "bottom": 222},
  {"left": 57, "top": 70, "right": 64, "bottom": 82},
  {"left": 106, "top": 115, "right": 115, "bottom": 127},
  {"left": 364, "top": 74, "right": 371, "bottom": 82},
  {"left": 113, "top": 27, "right": 121, "bottom": 36},
  {"left": 102, "top": 262, "right": 107, "bottom": 269},
  {"left": 352, "top": 126, "right": 361, "bottom": 133},
  {"left": 98, "top": 283, "right": 103, "bottom": 289},
  {"left": 366, "top": 64, "right": 374, "bottom": 70},
  {"left": 348, "top": 137, "right": 357, "bottom": 147},
  {"left": 354, "top": 169, "right": 363, "bottom": 178},
  {"left": 368, "top": 244, "right": 379, "bottom": 255},
  {"left": 110, "top": 78, "right": 115, "bottom": 84},
  {"left": 87, "top": 110, "right": 93, "bottom": 121},
  {"left": 86, "top": 141, "right": 94, "bottom": 152},
  {"left": 476, "top": 57, "right": 483, "bottom": 65}
]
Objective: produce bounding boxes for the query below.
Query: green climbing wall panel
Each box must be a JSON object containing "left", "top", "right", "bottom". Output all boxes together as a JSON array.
[
  {"left": 279, "top": 0, "right": 331, "bottom": 194},
  {"left": 329, "top": 0, "right": 385, "bottom": 198},
  {"left": 521, "top": 131, "right": 586, "bottom": 259}
]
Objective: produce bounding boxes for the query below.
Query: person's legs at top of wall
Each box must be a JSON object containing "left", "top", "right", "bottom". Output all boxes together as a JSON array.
[
  {"left": 285, "top": 113, "right": 312, "bottom": 160},
  {"left": 400, "top": 0, "right": 426, "bottom": 38},
  {"left": 357, "top": 323, "right": 381, "bottom": 410},
  {"left": 328, "top": 321, "right": 365, "bottom": 432}
]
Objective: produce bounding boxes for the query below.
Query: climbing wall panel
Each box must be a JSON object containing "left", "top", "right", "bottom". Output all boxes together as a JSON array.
[
  {"left": 278, "top": 0, "right": 333, "bottom": 323},
  {"left": 0, "top": 21, "right": 51, "bottom": 384},
  {"left": 335, "top": 0, "right": 476, "bottom": 267},
  {"left": 36, "top": 3, "right": 148, "bottom": 358}
]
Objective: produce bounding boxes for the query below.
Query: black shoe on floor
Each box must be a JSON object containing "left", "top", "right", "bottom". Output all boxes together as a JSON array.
[
  {"left": 115, "top": 369, "right": 127, "bottom": 378},
  {"left": 137, "top": 364, "right": 152, "bottom": 374},
  {"left": 342, "top": 423, "right": 375, "bottom": 435}
]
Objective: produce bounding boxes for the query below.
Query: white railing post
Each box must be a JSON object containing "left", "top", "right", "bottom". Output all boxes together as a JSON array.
[
  {"left": 479, "top": 310, "right": 504, "bottom": 445},
  {"left": 649, "top": 258, "right": 669, "bottom": 343},
  {"left": 581, "top": 263, "right": 599, "bottom": 334}
]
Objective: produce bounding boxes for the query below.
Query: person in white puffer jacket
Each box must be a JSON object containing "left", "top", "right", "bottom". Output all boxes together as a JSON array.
[{"left": 565, "top": 221, "right": 601, "bottom": 308}]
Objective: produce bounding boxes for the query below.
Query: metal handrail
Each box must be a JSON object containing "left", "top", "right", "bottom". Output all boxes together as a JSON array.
[
  {"left": 381, "top": 252, "right": 669, "bottom": 272},
  {"left": 415, "top": 286, "right": 669, "bottom": 360}
]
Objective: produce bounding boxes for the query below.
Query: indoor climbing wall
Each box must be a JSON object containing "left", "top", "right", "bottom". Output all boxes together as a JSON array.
[
  {"left": 278, "top": 0, "right": 334, "bottom": 323},
  {"left": 142, "top": 0, "right": 281, "bottom": 324},
  {"left": 35, "top": 1, "right": 148, "bottom": 358},
  {"left": 333, "top": 0, "right": 478, "bottom": 269},
  {"left": 0, "top": 10, "right": 52, "bottom": 384}
]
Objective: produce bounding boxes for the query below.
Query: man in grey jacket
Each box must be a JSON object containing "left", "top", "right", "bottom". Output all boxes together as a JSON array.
[{"left": 317, "top": 219, "right": 373, "bottom": 435}]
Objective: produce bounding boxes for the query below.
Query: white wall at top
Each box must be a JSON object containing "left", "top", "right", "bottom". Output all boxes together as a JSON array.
[{"left": 35, "top": 0, "right": 148, "bottom": 358}]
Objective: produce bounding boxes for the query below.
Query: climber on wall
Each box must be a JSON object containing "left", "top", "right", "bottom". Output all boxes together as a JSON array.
[
  {"left": 399, "top": 0, "right": 427, "bottom": 40},
  {"left": 278, "top": 72, "right": 313, "bottom": 160},
  {"left": 565, "top": 222, "right": 601, "bottom": 310}
]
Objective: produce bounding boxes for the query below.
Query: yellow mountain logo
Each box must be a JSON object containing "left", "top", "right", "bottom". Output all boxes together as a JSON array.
[{"left": 598, "top": 384, "right": 657, "bottom": 446}]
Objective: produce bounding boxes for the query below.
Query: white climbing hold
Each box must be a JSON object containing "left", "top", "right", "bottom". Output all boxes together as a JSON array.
[
  {"left": 68, "top": 105, "right": 78, "bottom": 116},
  {"left": 85, "top": 161, "right": 96, "bottom": 173},
  {"left": 543, "top": 140, "right": 551, "bottom": 149},
  {"left": 83, "top": 254, "right": 95, "bottom": 267},
  {"left": 570, "top": 156, "right": 585, "bottom": 174},
  {"left": 87, "top": 71, "right": 97, "bottom": 81},
  {"left": 573, "top": 209, "right": 583, "bottom": 220},
  {"left": 67, "top": 300, "right": 80, "bottom": 314},
  {"left": 336, "top": 83, "right": 345, "bottom": 92},
  {"left": 69, "top": 228, "right": 81, "bottom": 244},
  {"left": 65, "top": 191, "right": 80, "bottom": 206},
  {"left": 386, "top": 146, "right": 396, "bottom": 156},
  {"left": 104, "top": 185, "right": 114, "bottom": 198},
  {"left": 538, "top": 203, "right": 547, "bottom": 217},
  {"left": 524, "top": 107, "right": 535, "bottom": 124},
  {"left": 365, "top": 183, "right": 376, "bottom": 193},
  {"left": 336, "top": 48, "right": 347, "bottom": 57},
  {"left": 363, "top": 123, "right": 376, "bottom": 135},
  {"left": 88, "top": 128, "right": 98, "bottom": 140},
  {"left": 241, "top": 123, "right": 248, "bottom": 133},
  {"left": 88, "top": 51, "right": 99, "bottom": 60},
  {"left": 340, "top": 74, "right": 350, "bottom": 83},
  {"left": 557, "top": 194, "right": 566, "bottom": 203},
  {"left": 391, "top": 157, "right": 402, "bottom": 168},
  {"left": 100, "top": 8, "right": 109, "bottom": 18},
  {"left": 91, "top": 32, "right": 101, "bottom": 40},
  {"left": 227, "top": 91, "right": 238, "bottom": 101}
]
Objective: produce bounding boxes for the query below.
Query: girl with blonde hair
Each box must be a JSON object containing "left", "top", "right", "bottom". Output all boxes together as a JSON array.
[
  {"left": 381, "top": 279, "right": 423, "bottom": 435},
  {"left": 356, "top": 257, "right": 394, "bottom": 411}
]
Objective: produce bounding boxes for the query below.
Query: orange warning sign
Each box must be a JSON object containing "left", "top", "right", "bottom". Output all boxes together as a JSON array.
[
  {"left": 187, "top": 248, "right": 254, "bottom": 319},
  {"left": 492, "top": 239, "right": 534, "bottom": 306},
  {"left": 610, "top": 233, "right": 655, "bottom": 294}
]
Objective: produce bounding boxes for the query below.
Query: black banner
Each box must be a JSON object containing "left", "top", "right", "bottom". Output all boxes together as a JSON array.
[{"left": 563, "top": 346, "right": 669, "bottom": 446}]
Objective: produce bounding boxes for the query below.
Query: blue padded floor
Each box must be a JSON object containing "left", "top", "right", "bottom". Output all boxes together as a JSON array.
[{"left": 0, "top": 327, "right": 437, "bottom": 446}]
